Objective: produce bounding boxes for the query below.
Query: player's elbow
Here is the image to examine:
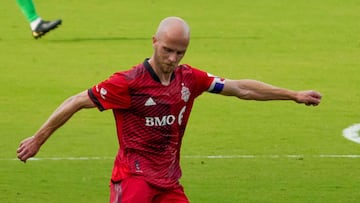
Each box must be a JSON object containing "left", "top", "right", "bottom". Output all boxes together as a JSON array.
[
  {"left": 235, "top": 89, "right": 254, "bottom": 100},
  {"left": 66, "top": 91, "right": 95, "bottom": 110}
]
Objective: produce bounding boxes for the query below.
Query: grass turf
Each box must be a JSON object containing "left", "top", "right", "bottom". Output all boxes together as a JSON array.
[{"left": 1, "top": 0, "right": 360, "bottom": 202}]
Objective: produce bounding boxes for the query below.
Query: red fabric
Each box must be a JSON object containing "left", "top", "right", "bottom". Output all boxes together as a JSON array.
[
  {"left": 89, "top": 59, "right": 220, "bottom": 189},
  {"left": 110, "top": 177, "right": 189, "bottom": 203}
]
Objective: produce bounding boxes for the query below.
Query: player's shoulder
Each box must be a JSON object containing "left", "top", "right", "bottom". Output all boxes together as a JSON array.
[
  {"left": 177, "top": 64, "right": 208, "bottom": 76},
  {"left": 178, "top": 64, "right": 200, "bottom": 72},
  {"left": 178, "top": 63, "right": 195, "bottom": 70},
  {"left": 120, "top": 63, "right": 147, "bottom": 80}
]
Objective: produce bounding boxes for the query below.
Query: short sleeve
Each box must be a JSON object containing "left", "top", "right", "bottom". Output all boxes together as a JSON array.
[
  {"left": 184, "top": 65, "right": 225, "bottom": 95},
  {"left": 88, "top": 72, "right": 131, "bottom": 111}
]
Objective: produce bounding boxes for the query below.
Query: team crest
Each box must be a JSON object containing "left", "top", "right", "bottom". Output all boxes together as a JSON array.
[
  {"left": 181, "top": 83, "right": 190, "bottom": 102},
  {"left": 100, "top": 87, "right": 107, "bottom": 100}
]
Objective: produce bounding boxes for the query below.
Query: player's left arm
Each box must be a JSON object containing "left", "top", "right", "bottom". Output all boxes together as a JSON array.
[{"left": 220, "top": 79, "right": 322, "bottom": 106}]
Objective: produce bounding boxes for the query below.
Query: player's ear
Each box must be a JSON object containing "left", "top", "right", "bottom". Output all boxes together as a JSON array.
[{"left": 152, "top": 36, "right": 157, "bottom": 46}]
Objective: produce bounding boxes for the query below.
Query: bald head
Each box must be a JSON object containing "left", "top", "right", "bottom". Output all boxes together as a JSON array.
[
  {"left": 149, "top": 17, "right": 190, "bottom": 79},
  {"left": 154, "top": 17, "right": 190, "bottom": 42}
]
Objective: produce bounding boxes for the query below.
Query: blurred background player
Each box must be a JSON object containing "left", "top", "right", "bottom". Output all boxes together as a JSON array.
[{"left": 16, "top": 0, "right": 62, "bottom": 39}]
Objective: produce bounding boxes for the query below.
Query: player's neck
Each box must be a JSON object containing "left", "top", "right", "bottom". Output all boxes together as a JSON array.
[
  {"left": 155, "top": 71, "right": 172, "bottom": 86},
  {"left": 158, "top": 74, "right": 171, "bottom": 86},
  {"left": 148, "top": 58, "right": 173, "bottom": 86}
]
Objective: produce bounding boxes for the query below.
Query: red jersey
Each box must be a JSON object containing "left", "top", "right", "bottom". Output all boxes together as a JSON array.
[{"left": 88, "top": 59, "right": 225, "bottom": 189}]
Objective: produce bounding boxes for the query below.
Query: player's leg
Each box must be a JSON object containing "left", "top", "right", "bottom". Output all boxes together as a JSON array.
[
  {"left": 153, "top": 185, "right": 190, "bottom": 203},
  {"left": 16, "top": 0, "right": 38, "bottom": 22},
  {"left": 110, "top": 177, "right": 155, "bottom": 203},
  {"left": 15, "top": 0, "right": 62, "bottom": 39}
]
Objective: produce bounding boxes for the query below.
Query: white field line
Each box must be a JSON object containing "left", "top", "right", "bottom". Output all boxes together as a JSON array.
[
  {"left": 342, "top": 123, "right": 360, "bottom": 144},
  {"left": 1, "top": 154, "right": 360, "bottom": 161}
]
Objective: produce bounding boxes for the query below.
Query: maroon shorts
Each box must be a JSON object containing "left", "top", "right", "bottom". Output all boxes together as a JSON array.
[{"left": 109, "top": 177, "right": 189, "bottom": 203}]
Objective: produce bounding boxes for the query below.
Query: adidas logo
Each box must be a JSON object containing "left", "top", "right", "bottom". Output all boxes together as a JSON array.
[{"left": 145, "top": 97, "right": 156, "bottom": 106}]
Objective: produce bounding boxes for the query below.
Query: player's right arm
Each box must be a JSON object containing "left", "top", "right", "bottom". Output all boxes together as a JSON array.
[{"left": 17, "top": 90, "right": 96, "bottom": 162}]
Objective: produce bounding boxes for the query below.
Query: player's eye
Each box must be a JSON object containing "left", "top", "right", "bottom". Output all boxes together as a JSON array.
[
  {"left": 177, "top": 51, "right": 185, "bottom": 56},
  {"left": 163, "top": 47, "right": 173, "bottom": 53}
]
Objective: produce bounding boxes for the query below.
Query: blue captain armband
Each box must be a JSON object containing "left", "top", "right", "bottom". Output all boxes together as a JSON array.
[{"left": 208, "top": 77, "right": 225, "bottom": 93}]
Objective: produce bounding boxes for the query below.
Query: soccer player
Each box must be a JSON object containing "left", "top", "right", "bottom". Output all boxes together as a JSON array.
[
  {"left": 16, "top": 0, "right": 62, "bottom": 39},
  {"left": 17, "top": 16, "right": 322, "bottom": 203}
]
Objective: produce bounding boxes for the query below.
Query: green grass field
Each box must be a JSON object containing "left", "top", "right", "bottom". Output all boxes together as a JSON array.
[{"left": 1, "top": 0, "right": 360, "bottom": 202}]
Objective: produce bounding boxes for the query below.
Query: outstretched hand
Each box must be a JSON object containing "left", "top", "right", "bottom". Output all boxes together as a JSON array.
[
  {"left": 17, "top": 136, "right": 41, "bottom": 163},
  {"left": 295, "top": 90, "right": 322, "bottom": 106}
]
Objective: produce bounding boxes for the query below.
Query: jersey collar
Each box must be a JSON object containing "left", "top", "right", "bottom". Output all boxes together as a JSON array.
[{"left": 143, "top": 58, "right": 176, "bottom": 83}]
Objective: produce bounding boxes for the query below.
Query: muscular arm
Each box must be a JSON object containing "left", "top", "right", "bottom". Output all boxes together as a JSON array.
[
  {"left": 221, "top": 79, "right": 321, "bottom": 106},
  {"left": 17, "top": 90, "right": 96, "bottom": 162}
]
